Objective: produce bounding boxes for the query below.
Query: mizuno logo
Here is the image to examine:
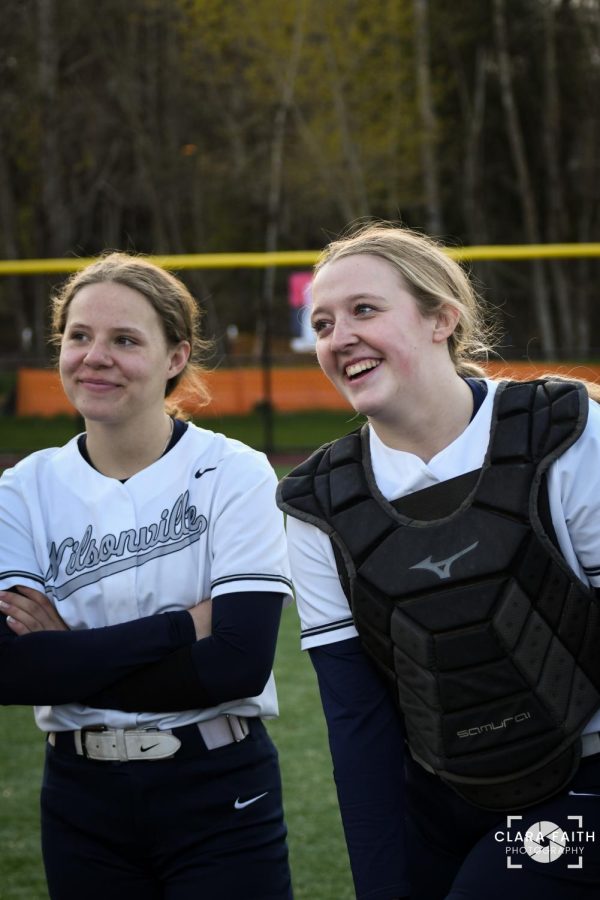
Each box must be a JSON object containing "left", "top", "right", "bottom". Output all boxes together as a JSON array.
[
  {"left": 234, "top": 792, "right": 269, "bottom": 810},
  {"left": 195, "top": 467, "right": 217, "bottom": 479},
  {"left": 410, "top": 541, "right": 479, "bottom": 580}
]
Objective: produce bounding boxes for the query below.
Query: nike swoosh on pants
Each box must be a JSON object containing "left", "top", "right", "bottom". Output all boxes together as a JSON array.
[{"left": 234, "top": 792, "right": 269, "bottom": 810}]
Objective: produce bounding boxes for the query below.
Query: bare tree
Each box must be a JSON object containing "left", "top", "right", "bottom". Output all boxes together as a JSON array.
[
  {"left": 413, "top": 0, "right": 442, "bottom": 235},
  {"left": 37, "top": 0, "right": 73, "bottom": 255},
  {"left": 258, "top": 0, "right": 308, "bottom": 448},
  {"left": 493, "top": 0, "right": 556, "bottom": 357},
  {"left": 542, "top": 0, "right": 574, "bottom": 354},
  {"left": 572, "top": 0, "right": 600, "bottom": 355},
  {"left": 0, "top": 129, "right": 29, "bottom": 357},
  {"left": 461, "top": 49, "right": 489, "bottom": 245},
  {"left": 322, "top": 31, "right": 371, "bottom": 220}
]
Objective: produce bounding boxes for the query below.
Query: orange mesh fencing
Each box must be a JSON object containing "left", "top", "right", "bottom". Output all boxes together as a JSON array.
[{"left": 15, "top": 362, "right": 600, "bottom": 419}]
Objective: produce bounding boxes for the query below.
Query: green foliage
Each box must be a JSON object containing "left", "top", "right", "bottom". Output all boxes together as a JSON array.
[
  {"left": 1, "top": 2, "right": 599, "bottom": 373},
  {"left": 0, "top": 608, "right": 354, "bottom": 899}
]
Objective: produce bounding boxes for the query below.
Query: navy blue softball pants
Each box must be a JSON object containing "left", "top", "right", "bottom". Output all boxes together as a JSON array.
[
  {"left": 41, "top": 719, "right": 292, "bottom": 900},
  {"left": 406, "top": 752, "right": 600, "bottom": 899}
]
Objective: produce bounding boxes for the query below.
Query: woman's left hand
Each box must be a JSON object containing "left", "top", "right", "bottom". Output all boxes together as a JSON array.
[{"left": 0, "top": 586, "right": 69, "bottom": 635}]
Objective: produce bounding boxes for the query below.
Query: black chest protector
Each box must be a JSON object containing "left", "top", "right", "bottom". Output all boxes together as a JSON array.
[{"left": 278, "top": 379, "right": 600, "bottom": 810}]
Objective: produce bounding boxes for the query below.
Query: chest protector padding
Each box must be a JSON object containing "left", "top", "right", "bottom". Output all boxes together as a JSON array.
[{"left": 278, "top": 379, "right": 600, "bottom": 810}]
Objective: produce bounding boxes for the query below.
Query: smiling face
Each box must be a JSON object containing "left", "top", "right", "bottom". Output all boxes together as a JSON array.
[
  {"left": 59, "top": 281, "right": 189, "bottom": 429},
  {"left": 311, "top": 253, "right": 457, "bottom": 430}
]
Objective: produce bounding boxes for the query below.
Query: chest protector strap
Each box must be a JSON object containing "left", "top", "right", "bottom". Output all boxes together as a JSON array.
[{"left": 278, "top": 379, "right": 600, "bottom": 810}]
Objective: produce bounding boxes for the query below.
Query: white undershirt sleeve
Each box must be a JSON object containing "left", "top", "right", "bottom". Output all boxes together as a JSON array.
[
  {"left": 548, "top": 398, "right": 600, "bottom": 589},
  {"left": 286, "top": 515, "right": 358, "bottom": 650}
]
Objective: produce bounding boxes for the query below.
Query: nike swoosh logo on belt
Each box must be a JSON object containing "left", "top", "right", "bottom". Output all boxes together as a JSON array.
[
  {"left": 234, "top": 791, "right": 269, "bottom": 810},
  {"left": 140, "top": 743, "right": 160, "bottom": 753}
]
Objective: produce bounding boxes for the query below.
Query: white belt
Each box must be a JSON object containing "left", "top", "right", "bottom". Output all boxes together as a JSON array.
[{"left": 48, "top": 714, "right": 250, "bottom": 761}]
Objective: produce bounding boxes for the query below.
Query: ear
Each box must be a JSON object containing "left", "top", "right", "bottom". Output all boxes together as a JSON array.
[
  {"left": 432, "top": 304, "right": 460, "bottom": 344},
  {"left": 167, "top": 341, "right": 191, "bottom": 378}
]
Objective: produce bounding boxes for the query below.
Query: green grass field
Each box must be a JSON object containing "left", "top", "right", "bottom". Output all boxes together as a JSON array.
[
  {"left": 0, "top": 410, "right": 360, "bottom": 456},
  {"left": 0, "top": 412, "right": 358, "bottom": 899}
]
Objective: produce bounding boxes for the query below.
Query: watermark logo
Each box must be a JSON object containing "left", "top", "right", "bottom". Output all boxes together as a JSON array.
[{"left": 495, "top": 816, "right": 595, "bottom": 869}]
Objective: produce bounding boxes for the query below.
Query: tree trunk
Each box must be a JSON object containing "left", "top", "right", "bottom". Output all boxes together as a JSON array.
[
  {"left": 493, "top": 0, "right": 556, "bottom": 357},
  {"left": 291, "top": 103, "right": 357, "bottom": 222},
  {"left": 462, "top": 50, "right": 488, "bottom": 244},
  {"left": 0, "top": 129, "right": 29, "bottom": 354},
  {"left": 323, "top": 33, "right": 370, "bottom": 220},
  {"left": 413, "top": 0, "right": 442, "bottom": 235},
  {"left": 37, "top": 0, "right": 73, "bottom": 255},
  {"left": 259, "top": 0, "right": 307, "bottom": 450},
  {"left": 542, "top": 2, "right": 574, "bottom": 356},
  {"left": 262, "top": 0, "right": 307, "bottom": 298},
  {"left": 572, "top": 1, "right": 600, "bottom": 355},
  {"left": 574, "top": 116, "right": 595, "bottom": 356}
]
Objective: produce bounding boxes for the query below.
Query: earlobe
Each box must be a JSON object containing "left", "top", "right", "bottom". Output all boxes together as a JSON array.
[
  {"left": 168, "top": 341, "right": 191, "bottom": 377},
  {"left": 432, "top": 305, "right": 459, "bottom": 343}
]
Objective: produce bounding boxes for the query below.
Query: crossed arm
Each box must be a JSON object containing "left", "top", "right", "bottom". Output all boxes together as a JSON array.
[
  {"left": 0, "top": 585, "right": 211, "bottom": 638},
  {"left": 0, "top": 586, "right": 283, "bottom": 711}
]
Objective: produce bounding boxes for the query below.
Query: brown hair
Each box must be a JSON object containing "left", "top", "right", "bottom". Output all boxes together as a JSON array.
[{"left": 51, "top": 252, "right": 212, "bottom": 414}]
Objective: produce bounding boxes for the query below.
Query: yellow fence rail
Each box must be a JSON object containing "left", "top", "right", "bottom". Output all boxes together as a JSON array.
[{"left": 1, "top": 243, "right": 600, "bottom": 276}]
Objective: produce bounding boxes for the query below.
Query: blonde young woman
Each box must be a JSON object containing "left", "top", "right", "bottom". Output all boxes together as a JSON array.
[
  {"left": 0, "top": 253, "right": 293, "bottom": 900},
  {"left": 278, "top": 223, "right": 600, "bottom": 900}
]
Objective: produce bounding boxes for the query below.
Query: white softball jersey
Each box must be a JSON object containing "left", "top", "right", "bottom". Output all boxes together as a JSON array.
[{"left": 0, "top": 423, "right": 292, "bottom": 733}]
